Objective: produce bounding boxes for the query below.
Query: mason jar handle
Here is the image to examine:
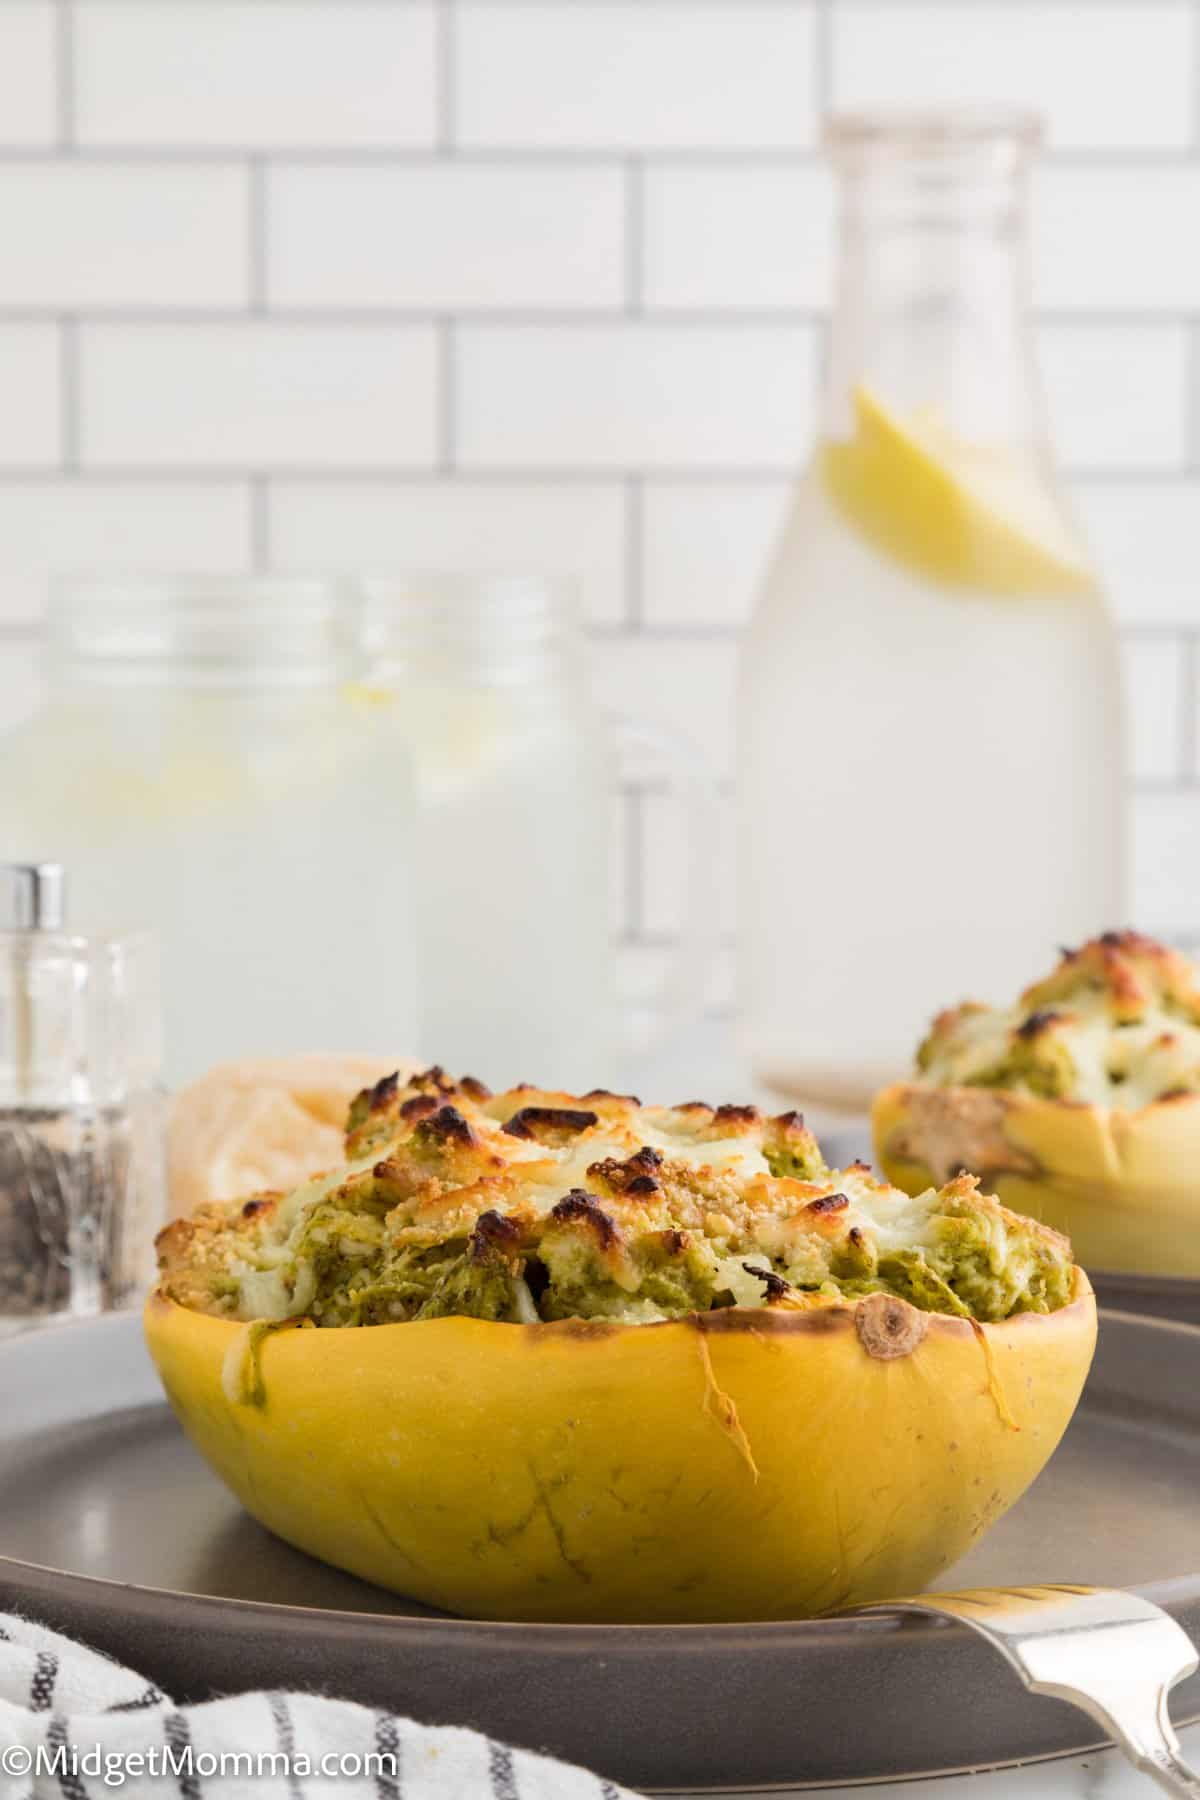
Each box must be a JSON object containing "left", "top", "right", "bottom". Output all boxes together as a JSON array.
[{"left": 609, "top": 715, "right": 721, "bottom": 1064}]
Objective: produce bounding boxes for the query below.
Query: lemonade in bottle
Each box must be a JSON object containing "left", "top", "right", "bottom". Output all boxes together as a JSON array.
[{"left": 738, "top": 111, "right": 1124, "bottom": 1116}]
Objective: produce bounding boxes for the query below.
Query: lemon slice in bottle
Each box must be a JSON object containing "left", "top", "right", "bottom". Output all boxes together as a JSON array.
[{"left": 820, "top": 385, "right": 1095, "bottom": 598}]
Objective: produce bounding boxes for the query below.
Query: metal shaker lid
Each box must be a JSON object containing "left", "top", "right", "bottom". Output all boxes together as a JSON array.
[{"left": 0, "top": 863, "right": 66, "bottom": 930}]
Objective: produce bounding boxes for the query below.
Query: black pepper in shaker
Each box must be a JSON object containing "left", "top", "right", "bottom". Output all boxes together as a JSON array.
[{"left": 0, "top": 865, "right": 164, "bottom": 1335}]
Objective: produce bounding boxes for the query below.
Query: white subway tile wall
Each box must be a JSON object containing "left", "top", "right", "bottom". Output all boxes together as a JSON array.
[
  {"left": 0, "top": 324, "right": 61, "bottom": 467},
  {"left": 0, "top": 0, "right": 1197, "bottom": 1001},
  {"left": 829, "top": 2, "right": 1197, "bottom": 150},
  {"left": 1038, "top": 325, "right": 1191, "bottom": 471},
  {"left": 79, "top": 321, "right": 440, "bottom": 468},
  {"left": 75, "top": 4, "right": 439, "bottom": 148},
  {"left": 0, "top": 5, "right": 59, "bottom": 147},
  {"left": 268, "top": 479, "right": 628, "bottom": 624},
  {"left": 644, "top": 165, "right": 835, "bottom": 311},
  {"left": 453, "top": 4, "right": 820, "bottom": 151},
  {"left": 0, "top": 481, "right": 251, "bottom": 629},
  {"left": 455, "top": 323, "right": 820, "bottom": 469},
  {"left": 0, "top": 163, "right": 250, "bottom": 309},
  {"left": 267, "top": 163, "right": 627, "bottom": 311}
]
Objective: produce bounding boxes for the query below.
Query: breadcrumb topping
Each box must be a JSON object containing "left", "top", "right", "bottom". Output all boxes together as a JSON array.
[{"left": 157, "top": 1067, "right": 1076, "bottom": 1328}]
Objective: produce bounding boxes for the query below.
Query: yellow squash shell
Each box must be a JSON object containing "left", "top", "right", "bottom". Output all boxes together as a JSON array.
[
  {"left": 145, "top": 1278, "right": 1096, "bottom": 1624},
  {"left": 873, "top": 1081, "right": 1200, "bottom": 1279}
]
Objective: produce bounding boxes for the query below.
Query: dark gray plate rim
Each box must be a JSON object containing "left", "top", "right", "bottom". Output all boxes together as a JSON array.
[
  {"left": 1091, "top": 1268, "right": 1200, "bottom": 1293},
  {"left": 6, "top": 1553, "right": 1200, "bottom": 1795},
  {"left": 5, "top": 1308, "right": 1200, "bottom": 1793},
  {"left": 4, "top": 1539, "right": 1200, "bottom": 1649}
]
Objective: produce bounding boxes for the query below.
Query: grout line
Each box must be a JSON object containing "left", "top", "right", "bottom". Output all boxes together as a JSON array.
[
  {"left": 437, "top": 317, "right": 455, "bottom": 472},
  {"left": 624, "top": 159, "right": 644, "bottom": 313},
  {"left": 248, "top": 156, "right": 268, "bottom": 312},
  {"left": 591, "top": 619, "right": 739, "bottom": 643},
  {"left": 618, "top": 927, "right": 738, "bottom": 953},
  {"left": 31, "top": 0, "right": 1185, "bottom": 7},
  {"left": 0, "top": 304, "right": 1194, "bottom": 330},
  {"left": 816, "top": 309, "right": 832, "bottom": 423},
  {"left": 1186, "top": 320, "right": 1200, "bottom": 475},
  {"left": 54, "top": 0, "right": 76, "bottom": 153},
  {"left": 0, "top": 603, "right": 1181, "bottom": 731},
  {"left": 1074, "top": 470, "right": 1198, "bottom": 491},
  {"left": 1122, "top": 623, "right": 1200, "bottom": 644},
  {"left": 436, "top": 0, "right": 455, "bottom": 154},
  {"left": 249, "top": 476, "right": 270, "bottom": 571},
  {"left": 624, "top": 787, "right": 643, "bottom": 939},
  {"left": 623, "top": 476, "right": 643, "bottom": 627},
  {"left": 0, "top": 305, "right": 811, "bottom": 326},
  {"left": 1133, "top": 775, "right": 1200, "bottom": 794},
  {"left": 617, "top": 778, "right": 669, "bottom": 800},
  {"left": 2, "top": 142, "right": 1200, "bottom": 168},
  {"left": 814, "top": 0, "right": 833, "bottom": 126},
  {"left": 1181, "top": 633, "right": 1198, "bottom": 782},
  {"left": 58, "top": 318, "right": 79, "bottom": 472},
  {"left": 0, "top": 461, "right": 1188, "bottom": 487}
]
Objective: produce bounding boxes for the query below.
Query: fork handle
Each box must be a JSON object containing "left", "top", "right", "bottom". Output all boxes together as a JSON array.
[
  {"left": 1058, "top": 1691, "right": 1200, "bottom": 1799},
  {"left": 1136, "top": 1744, "right": 1200, "bottom": 1798}
]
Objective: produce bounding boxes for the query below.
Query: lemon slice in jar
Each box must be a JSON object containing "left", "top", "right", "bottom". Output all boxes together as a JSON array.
[{"left": 820, "top": 385, "right": 1096, "bottom": 598}]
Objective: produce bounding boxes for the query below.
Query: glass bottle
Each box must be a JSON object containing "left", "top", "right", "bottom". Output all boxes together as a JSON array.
[
  {"left": 738, "top": 111, "right": 1124, "bottom": 1117},
  {"left": 0, "top": 579, "right": 417, "bottom": 1086}
]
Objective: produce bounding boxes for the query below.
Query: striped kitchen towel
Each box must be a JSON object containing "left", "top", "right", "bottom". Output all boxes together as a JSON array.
[{"left": 0, "top": 1613, "right": 635, "bottom": 1798}]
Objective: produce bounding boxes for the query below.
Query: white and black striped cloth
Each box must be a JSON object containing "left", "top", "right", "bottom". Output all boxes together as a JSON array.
[{"left": 0, "top": 1613, "right": 635, "bottom": 1798}]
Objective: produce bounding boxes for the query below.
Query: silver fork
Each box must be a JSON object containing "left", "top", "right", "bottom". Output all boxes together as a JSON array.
[{"left": 862, "top": 1586, "right": 1200, "bottom": 1797}]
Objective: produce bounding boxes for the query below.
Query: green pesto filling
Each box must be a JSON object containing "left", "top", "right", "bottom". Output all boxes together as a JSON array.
[
  {"left": 235, "top": 1184, "right": 1074, "bottom": 1330},
  {"left": 762, "top": 1142, "right": 826, "bottom": 1180},
  {"left": 931, "top": 1032, "right": 1075, "bottom": 1101}
]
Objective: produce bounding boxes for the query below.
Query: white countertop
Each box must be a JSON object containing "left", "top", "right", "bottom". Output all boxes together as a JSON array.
[{"left": 695, "top": 1721, "right": 1200, "bottom": 1797}]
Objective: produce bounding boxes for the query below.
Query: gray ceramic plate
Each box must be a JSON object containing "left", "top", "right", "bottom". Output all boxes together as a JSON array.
[
  {"left": 2, "top": 1311, "right": 1200, "bottom": 1794},
  {"left": 1085, "top": 1269, "right": 1200, "bottom": 1326}
]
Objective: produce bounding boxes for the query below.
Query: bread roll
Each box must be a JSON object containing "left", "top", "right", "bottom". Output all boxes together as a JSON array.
[{"left": 168, "top": 1053, "right": 421, "bottom": 1216}]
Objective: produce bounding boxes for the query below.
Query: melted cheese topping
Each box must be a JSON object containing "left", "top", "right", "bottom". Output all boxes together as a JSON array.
[
  {"left": 916, "top": 933, "right": 1200, "bottom": 1108},
  {"left": 157, "top": 1067, "right": 1075, "bottom": 1328}
]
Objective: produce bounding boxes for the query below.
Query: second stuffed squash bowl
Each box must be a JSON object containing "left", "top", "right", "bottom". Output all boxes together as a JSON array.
[
  {"left": 148, "top": 1067, "right": 1096, "bottom": 1624},
  {"left": 874, "top": 932, "right": 1200, "bottom": 1278}
]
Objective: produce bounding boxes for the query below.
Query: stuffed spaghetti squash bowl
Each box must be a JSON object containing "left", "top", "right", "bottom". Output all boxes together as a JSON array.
[
  {"left": 147, "top": 1066, "right": 1095, "bottom": 1623},
  {"left": 874, "top": 932, "right": 1200, "bottom": 1279}
]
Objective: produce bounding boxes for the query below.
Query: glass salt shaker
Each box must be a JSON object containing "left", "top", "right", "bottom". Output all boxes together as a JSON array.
[{"left": 0, "top": 863, "right": 165, "bottom": 1334}]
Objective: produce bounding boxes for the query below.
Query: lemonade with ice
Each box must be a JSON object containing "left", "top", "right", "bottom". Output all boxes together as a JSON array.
[{"left": 738, "top": 112, "right": 1123, "bottom": 1115}]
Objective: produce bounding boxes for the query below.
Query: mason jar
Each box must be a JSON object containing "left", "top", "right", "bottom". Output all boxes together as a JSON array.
[
  {"left": 0, "top": 578, "right": 418, "bottom": 1086},
  {"left": 365, "top": 574, "right": 716, "bottom": 1091}
]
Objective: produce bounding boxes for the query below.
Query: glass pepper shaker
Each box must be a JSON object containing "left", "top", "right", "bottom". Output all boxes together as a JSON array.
[{"left": 0, "top": 863, "right": 165, "bottom": 1334}]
